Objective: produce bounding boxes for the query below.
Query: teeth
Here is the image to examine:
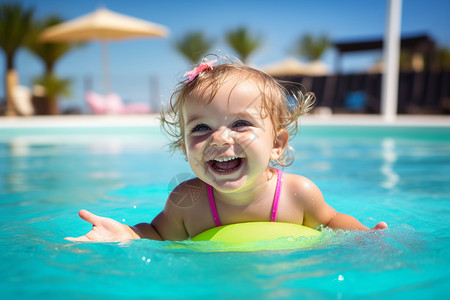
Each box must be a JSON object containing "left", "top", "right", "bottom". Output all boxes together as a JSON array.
[{"left": 212, "top": 157, "right": 239, "bottom": 162}]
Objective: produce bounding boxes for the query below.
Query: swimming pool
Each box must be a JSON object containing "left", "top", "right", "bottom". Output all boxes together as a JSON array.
[{"left": 1, "top": 122, "right": 449, "bottom": 299}]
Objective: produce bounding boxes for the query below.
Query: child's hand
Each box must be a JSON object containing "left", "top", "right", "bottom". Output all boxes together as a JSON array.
[
  {"left": 371, "top": 222, "right": 388, "bottom": 230},
  {"left": 65, "top": 209, "right": 139, "bottom": 242}
]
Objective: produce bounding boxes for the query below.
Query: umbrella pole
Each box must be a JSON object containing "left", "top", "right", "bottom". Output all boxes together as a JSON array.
[
  {"left": 101, "top": 41, "right": 111, "bottom": 94},
  {"left": 381, "top": 0, "right": 402, "bottom": 122}
]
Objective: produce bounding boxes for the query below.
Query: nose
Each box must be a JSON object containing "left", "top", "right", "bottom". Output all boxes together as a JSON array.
[{"left": 210, "top": 126, "right": 234, "bottom": 147}]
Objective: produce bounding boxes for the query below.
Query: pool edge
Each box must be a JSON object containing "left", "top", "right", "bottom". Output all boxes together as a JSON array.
[{"left": 0, "top": 114, "right": 449, "bottom": 129}]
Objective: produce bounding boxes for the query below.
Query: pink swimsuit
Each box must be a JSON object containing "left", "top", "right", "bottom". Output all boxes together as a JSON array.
[{"left": 206, "top": 169, "right": 283, "bottom": 226}]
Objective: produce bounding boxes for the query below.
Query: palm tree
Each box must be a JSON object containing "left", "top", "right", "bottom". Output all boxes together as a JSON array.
[
  {"left": 0, "top": 2, "right": 34, "bottom": 116},
  {"left": 295, "top": 34, "right": 331, "bottom": 61},
  {"left": 174, "top": 31, "right": 214, "bottom": 65},
  {"left": 225, "top": 27, "right": 261, "bottom": 63},
  {"left": 27, "top": 15, "right": 81, "bottom": 75},
  {"left": 26, "top": 15, "right": 81, "bottom": 114}
]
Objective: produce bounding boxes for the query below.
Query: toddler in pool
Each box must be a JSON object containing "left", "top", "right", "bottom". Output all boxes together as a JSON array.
[{"left": 66, "top": 57, "right": 387, "bottom": 242}]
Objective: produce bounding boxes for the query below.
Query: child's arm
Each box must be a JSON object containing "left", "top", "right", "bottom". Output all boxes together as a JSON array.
[
  {"left": 65, "top": 208, "right": 184, "bottom": 242},
  {"left": 65, "top": 209, "right": 149, "bottom": 242},
  {"left": 326, "top": 212, "right": 388, "bottom": 230},
  {"left": 65, "top": 205, "right": 189, "bottom": 242},
  {"left": 66, "top": 182, "right": 193, "bottom": 242},
  {"left": 291, "top": 175, "right": 387, "bottom": 231}
]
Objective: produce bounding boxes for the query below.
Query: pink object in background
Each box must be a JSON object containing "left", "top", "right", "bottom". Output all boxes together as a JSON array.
[{"left": 85, "top": 91, "right": 151, "bottom": 114}]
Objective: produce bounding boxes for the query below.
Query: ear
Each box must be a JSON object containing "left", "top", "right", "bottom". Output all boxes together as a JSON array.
[
  {"left": 180, "top": 141, "right": 188, "bottom": 160},
  {"left": 270, "top": 129, "right": 289, "bottom": 161}
]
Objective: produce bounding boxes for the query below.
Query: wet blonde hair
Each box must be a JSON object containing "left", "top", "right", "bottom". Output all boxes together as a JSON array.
[{"left": 160, "top": 56, "right": 315, "bottom": 166}]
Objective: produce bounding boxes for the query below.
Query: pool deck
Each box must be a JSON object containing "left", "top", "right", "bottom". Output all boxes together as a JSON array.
[{"left": 0, "top": 114, "right": 449, "bottom": 128}]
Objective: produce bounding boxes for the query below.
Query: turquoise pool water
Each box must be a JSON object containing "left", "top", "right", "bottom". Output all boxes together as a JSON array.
[{"left": 1, "top": 125, "right": 449, "bottom": 299}]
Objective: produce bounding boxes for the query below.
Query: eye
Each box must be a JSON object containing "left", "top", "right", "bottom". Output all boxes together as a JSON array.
[
  {"left": 233, "top": 120, "right": 252, "bottom": 130},
  {"left": 191, "top": 123, "right": 210, "bottom": 133}
]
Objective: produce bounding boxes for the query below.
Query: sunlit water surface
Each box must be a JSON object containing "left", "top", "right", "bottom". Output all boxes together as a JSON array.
[{"left": 1, "top": 125, "right": 449, "bottom": 299}]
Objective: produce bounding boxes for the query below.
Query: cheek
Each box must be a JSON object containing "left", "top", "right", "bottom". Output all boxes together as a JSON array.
[
  {"left": 185, "top": 135, "right": 208, "bottom": 157},
  {"left": 235, "top": 132, "right": 259, "bottom": 148},
  {"left": 235, "top": 131, "right": 274, "bottom": 155}
]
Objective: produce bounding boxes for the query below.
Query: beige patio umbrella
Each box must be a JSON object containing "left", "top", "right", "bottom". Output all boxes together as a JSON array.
[
  {"left": 40, "top": 8, "right": 169, "bottom": 93},
  {"left": 261, "top": 57, "right": 328, "bottom": 76}
]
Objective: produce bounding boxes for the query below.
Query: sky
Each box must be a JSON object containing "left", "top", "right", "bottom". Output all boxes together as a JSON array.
[{"left": 1, "top": 0, "right": 450, "bottom": 113}]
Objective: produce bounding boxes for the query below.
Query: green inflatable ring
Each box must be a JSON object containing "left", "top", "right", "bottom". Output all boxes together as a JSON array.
[
  {"left": 166, "top": 222, "right": 322, "bottom": 252},
  {"left": 187, "top": 222, "right": 321, "bottom": 252},
  {"left": 191, "top": 222, "right": 320, "bottom": 243}
]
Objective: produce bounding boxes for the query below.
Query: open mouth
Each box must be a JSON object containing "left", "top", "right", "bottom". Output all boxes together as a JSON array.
[{"left": 208, "top": 157, "right": 243, "bottom": 173}]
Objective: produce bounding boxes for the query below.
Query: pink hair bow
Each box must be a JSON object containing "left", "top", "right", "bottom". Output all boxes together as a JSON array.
[{"left": 183, "top": 60, "right": 217, "bottom": 82}]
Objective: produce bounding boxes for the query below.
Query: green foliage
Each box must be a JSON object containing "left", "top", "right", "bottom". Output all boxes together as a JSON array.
[
  {"left": 0, "top": 2, "right": 34, "bottom": 68},
  {"left": 295, "top": 34, "right": 331, "bottom": 61},
  {"left": 26, "top": 15, "right": 84, "bottom": 74},
  {"left": 399, "top": 50, "right": 413, "bottom": 70},
  {"left": 437, "top": 48, "right": 450, "bottom": 70},
  {"left": 399, "top": 47, "right": 450, "bottom": 71},
  {"left": 174, "top": 31, "right": 214, "bottom": 64},
  {"left": 225, "top": 27, "right": 261, "bottom": 63},
  {"left": 33, "top": 74, "right": 71, "bottom": 99}
]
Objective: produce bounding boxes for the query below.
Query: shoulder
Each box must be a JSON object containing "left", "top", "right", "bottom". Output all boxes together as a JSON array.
[
  {"left": 282, "top": 172, "right": 336, "bottom": 228},
  {"left": 282, "top": 173, "right": 322, "bottom": 194},
  {"left": 167, "top": 177, "right": 207, "bottom": 209},
  {"left": 281, "top": 172, "right": 325, "bottom": 206},
  {"left": 152, "top": 178, "right": 206, "bottom": 241}
]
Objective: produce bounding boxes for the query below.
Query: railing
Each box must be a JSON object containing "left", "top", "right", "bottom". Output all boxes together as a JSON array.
[{"left": 277, "top": 70, "right": 450, "bottom": 114}]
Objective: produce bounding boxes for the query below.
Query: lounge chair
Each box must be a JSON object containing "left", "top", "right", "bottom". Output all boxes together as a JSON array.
[
  {"left": 13, "top": 85, "right": 34, "bottom": 116},
  {"left": 85, "top": 91, "right": 151, "bottom": 114}
]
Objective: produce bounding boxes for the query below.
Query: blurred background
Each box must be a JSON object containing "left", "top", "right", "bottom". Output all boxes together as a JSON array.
[{"left": 1, "top": 0, "right": 449, "bottom": 116}]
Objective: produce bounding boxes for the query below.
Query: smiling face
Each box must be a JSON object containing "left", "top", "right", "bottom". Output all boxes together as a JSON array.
[{"left": 181, "top": 76, "right": 288, "bottom": 194}]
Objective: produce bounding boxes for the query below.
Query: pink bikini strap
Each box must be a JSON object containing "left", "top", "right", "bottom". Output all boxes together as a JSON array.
[
  {"left": 207, "top": 184, "right": 222, "bottom": 226},
  {"left": 206, "top": 168, "right": 283, "bottom": 226},
  {"left": 271, "top": 168, "right": 283, "bottom": 222}
]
